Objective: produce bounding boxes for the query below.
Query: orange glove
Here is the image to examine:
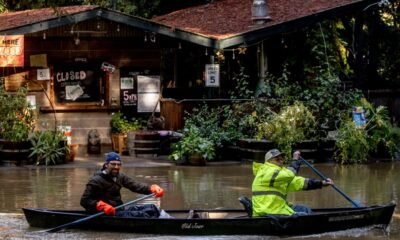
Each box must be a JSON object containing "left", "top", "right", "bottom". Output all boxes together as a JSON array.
[
  {"left": 150, "top": 184, "right": 164, "bottom": 198},
  {"left": 96, "top": 200, "right": 116, "bottom": 216}
]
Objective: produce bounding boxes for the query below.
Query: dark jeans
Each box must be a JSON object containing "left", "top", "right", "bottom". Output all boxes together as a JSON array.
[
  {"left": 116, "top": 204, "right": 160, "bottom": 218},
  {"left": 292, "top": 204, "right": 313, "bottom": 215}
]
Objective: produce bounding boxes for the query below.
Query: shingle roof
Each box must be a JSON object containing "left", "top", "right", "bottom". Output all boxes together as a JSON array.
[
  {"left": 153, "top": 0, "right": 378, "bottom": 40},
  {"left": 0, "top": 5, "right": 99, "bottom": 32}
]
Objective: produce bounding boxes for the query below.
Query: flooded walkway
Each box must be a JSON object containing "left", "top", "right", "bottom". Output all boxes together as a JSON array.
[{"left": 0, "top": 155, "right": 399, "bottom": 239}]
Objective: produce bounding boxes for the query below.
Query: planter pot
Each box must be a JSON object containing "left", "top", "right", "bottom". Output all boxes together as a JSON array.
[
  {"left": 216, "top": 145, "right": 241, "bottom": 161},
  {"left": 294, "top": 139, "right": 319, "bottom": 162},
  {"left": 127, "top": 131, "right": 160, "bottom": 156},
  {"left": 237, "top": 139, "right": 276, "bottom": 162},
  {"left": 319, "top": 139, "right": 336, "bottom": 162},
  {"left": 111, "top": 133, "right": 127, "bottom": 155},
  {"left": 0, "top": 139, "right": 33, "bottom": 166},
  {"left": 188, "top": 153, "right": 206, "bottom": 166}
]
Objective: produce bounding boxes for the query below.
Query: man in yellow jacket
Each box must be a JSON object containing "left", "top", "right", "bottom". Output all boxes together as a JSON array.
[{"left": 252, "top": 149, "right": 333, "bottom": 216}]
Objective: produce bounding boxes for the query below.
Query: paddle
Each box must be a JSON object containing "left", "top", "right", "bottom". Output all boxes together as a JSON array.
[
  {"left": 299, "top": 157, "right": 362, "bottom": 208},
  {"left": 44, "top": 193, "right": 156, "bottom": 233}
]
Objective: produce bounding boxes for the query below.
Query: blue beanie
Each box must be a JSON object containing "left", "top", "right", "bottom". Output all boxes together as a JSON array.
[{"left": 105, "top": 152, "right": 121, "bottom": 162}]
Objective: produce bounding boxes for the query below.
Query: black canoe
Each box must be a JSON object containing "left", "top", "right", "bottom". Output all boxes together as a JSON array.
[{"left": 23, "top": 203, "right": 396, "bottom": 236}]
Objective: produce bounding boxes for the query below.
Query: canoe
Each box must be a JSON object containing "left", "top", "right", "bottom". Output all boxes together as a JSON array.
[{"left": 23, "top": 203, "right": 396, "bottom": 236}]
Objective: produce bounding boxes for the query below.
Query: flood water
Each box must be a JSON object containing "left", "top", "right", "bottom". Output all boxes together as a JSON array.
[{"left": 0, "top": 161, "right": 399, "bottom": 239}]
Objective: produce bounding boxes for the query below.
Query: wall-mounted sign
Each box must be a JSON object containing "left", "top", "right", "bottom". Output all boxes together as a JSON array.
[
  {"left": 138, "top": 93, "right": 160, "bottom": 112},
  {"left": 30, "top": 54, "right": 47, "bottom": 67},
  {"left": 137, "top": 75, "right": 160, "bottom": 113},
  {"left": 0, "top": 35, "right": 24, "bottom": 67},
  {"left": 53, "top": 66, "right": 100, "bottom": 103},
  {"left": 137, "top": 75, "right": 160, "bottom": 93},
  {"left": 205, "top": 64, "right": 220, "bottom": 87},
  {"left": 37, "top": 68, "right": 50, "bottom": 80},
  {"left": 121, "top": 77, "right": 134, "bottom": 90}
]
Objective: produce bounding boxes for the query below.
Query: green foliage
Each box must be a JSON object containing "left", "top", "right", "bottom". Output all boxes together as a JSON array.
[
  {"left": 110, "top": 112, "right": 143, "bottom": 134},
  {"left": 222, "top": 100, "right": 274, "bottom": 139},
  {"left": 29, "top": 130, "right": 69, "bottom": 166},
  {"left": 335, "top": 120, "right": 370, "bottom": 164},
  {"left": 335, "top": 98, "right": 400, "bottom": 164},
  {"left": 0, "top": 86, "right": 35, "bottom": 141},
  {"left": 184, "top": 105, "right": 235, "bottom": 148},
  {"left": 229, "top": 66, "right": 254, "bottom": 99},
  {"left": 169, "top": 126, "right": 215, "bottom": 162},
  {"left": 255, "top": 102, "right": 316, "bottom": 158}
]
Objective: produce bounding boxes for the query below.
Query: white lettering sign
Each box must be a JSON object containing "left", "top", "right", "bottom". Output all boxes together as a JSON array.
[
  {"left": 205, "top": 64, "right": 220, "bottom": 87},
  {"left": 56, "top": 71, "right": 87, "bottom": 82},
  {"left": 37, "top": 69, "right": 50, "bottom": 80}
]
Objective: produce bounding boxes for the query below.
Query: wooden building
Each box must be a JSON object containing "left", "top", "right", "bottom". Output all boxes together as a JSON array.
[{"left": 0, "top": 0, "right": 392, "bottom": 148}]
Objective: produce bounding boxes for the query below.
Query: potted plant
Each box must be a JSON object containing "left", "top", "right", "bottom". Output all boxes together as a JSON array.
[
  {"left": 255, "top": 102, "right": 316, "bottom": 160},
  {"left": 169, "top": 126, "right": 215, "bottom": 166},
  {"left": 29, "top": 130, "right": 70, "bottom": 165},
  {"left": 110, "top": 112, "right": 143, "bottom": 154},
  {"left": 0, "top": 86, "right": 35, "bottom": 164},
  {"left": 335, "top": 98, "right": 400, "bottom": 164}
]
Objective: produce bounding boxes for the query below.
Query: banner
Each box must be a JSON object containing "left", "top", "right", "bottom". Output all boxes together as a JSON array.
[{"left": 0, "top": 35, "right": 24, "bottom": 67}]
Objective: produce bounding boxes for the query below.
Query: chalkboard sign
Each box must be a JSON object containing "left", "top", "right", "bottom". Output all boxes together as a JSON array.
[{"left": 53, "top": 66, "right": 100, "bottom": 103}]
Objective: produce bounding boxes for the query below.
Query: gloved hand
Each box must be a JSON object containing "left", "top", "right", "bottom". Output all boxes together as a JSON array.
[
  {"left": 150, "top": 184, "right": 164, "bottom": 198},
  {"left": 322, "top": 178, "right": 334, "bottom": 187},
  {"left": 96, "top": 200, "right": 116, "bottom": 216},
  {"left": 293, "top": 150, "right": 301, "bottom": 160}
]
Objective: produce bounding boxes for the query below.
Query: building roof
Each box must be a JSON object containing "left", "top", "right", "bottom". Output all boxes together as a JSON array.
[
  {"left": 0, "top": 5, "right": 98, "bottom": 32},
  {"left": 0, "top": 5, "right": 216, "bottom": 48},
  {"left": 153, "top": 0, "right": 383, "bottom": 48},
  {"left": 0, "top": 1, "right": 383, "bottom": 49}
]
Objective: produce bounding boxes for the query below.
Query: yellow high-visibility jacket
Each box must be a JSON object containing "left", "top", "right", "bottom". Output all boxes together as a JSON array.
[{"left": 252, "top": 162, "right": 307, "bottom": 216}]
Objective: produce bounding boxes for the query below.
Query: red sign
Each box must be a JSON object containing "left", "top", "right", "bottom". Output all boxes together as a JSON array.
[{"left": 0, "top": 35, "right": 24, "bottom": 67}]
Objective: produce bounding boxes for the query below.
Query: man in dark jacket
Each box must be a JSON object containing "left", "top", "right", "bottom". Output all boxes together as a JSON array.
[{"left": 80, "top": 152, "right": 164, "bottom": 218}]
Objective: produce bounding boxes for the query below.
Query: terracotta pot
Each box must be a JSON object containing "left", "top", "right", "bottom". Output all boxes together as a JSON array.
[{"left": 188, "top": 153, "right": 206, "bottom": 166}]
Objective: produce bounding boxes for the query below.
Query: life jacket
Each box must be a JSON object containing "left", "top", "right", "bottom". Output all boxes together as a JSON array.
[{"left": 252, "top": 162, "right": 306, "bottom": 216}]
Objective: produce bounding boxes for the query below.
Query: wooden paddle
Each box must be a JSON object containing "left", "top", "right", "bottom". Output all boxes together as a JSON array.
[
  {"left": 44, "top": 193, "right": 156, "bottom": 233},
  {"left": 300, "top": 157, "right": 362, "bottom": 208}
]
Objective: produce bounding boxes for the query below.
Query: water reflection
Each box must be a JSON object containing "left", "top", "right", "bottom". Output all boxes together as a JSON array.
[{"left": 0, "top": 162, "right": 399, "bottom": 239}]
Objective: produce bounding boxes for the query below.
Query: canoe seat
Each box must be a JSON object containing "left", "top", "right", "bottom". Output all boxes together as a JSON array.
[{"left": 238, "top": 196, "right": 252, "bottom": 217}]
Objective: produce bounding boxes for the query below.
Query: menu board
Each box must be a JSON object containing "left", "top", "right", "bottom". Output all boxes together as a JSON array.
[{"left": 53, "top": 66, "right": 100, "bottom": 103}]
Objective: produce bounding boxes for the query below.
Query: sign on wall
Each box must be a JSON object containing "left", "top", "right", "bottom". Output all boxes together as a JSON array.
[
  {"left": 0, "top": 35, "right": 24, "bottom": 67},
  {"left": 37, "top": 69, "right": 50, "bottom": 80},
  {"left": 137, "top": 75, "right": 160, "bottom": 113},
  {"left": 53, "top": 66, "right": 100, "bottom": 103},
  {"left": 205, "top": 64, "right": 220, "bottom": 87},
  {"left": 120, "top": 77, "right": 137, "bottom": 108}
]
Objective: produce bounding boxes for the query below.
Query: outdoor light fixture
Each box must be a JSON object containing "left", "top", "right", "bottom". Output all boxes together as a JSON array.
[
  {"left": 74, "top": 33, "right": 80, "bottom": 45},
  {"left": 252, "top": 0, "right": 272, "bottom": 24},
  {"left": 205, "top": 48, "right": 208, "bottom": 56},
  {"left": 42, "top": 32, "right": 46, "bottom": 40},
  {"left": 117, "top": 24, "right": 120, "bottom": 32}
]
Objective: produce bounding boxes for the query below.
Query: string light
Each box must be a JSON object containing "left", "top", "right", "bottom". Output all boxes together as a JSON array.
[
  {"left": 232, "top": 49, "right": 235, "bottom": 59},
  {"left": 150, "top": 32, "right": 156, "bottom": 43},
  {"left": 205, "top": 48, "right": 208, "bottom": 56},
  {"left": 144, "top": 32, "right": 148, "bottom": 42},
  {"left": 116, "top": 24, "right": 120, "bottom": 32},
  {"left": 42, "top": 32, "right": 46, "bottom": 40},
  {"left": 178, "top": 42, "right": 182, "bottom": 49}
]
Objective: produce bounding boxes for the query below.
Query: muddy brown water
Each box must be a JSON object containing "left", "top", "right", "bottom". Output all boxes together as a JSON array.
[{"left": 0, "top": 161, "right": 399, "bottom": 239}]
